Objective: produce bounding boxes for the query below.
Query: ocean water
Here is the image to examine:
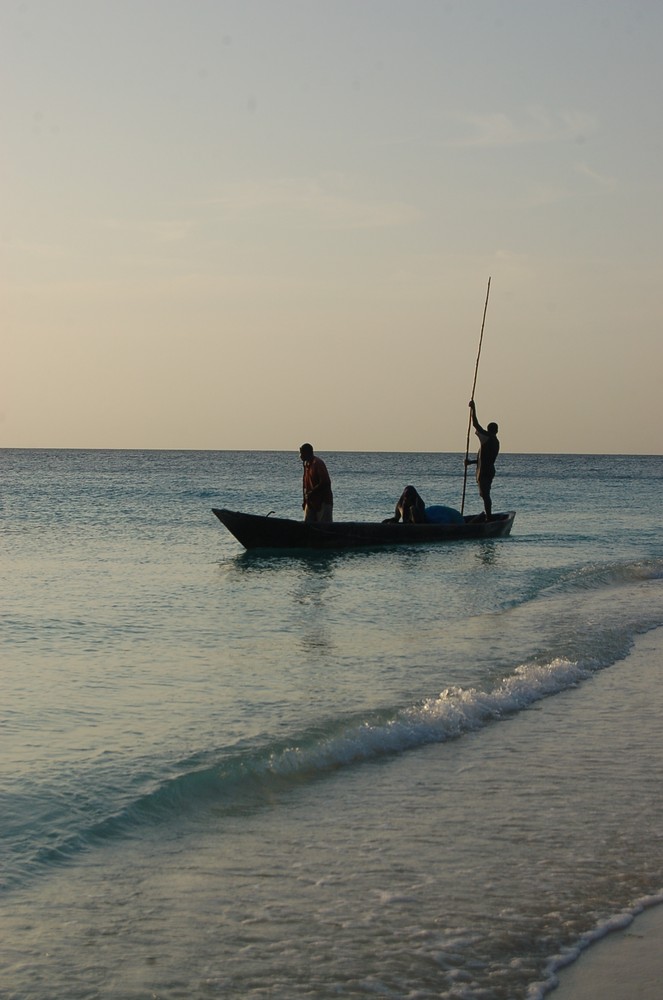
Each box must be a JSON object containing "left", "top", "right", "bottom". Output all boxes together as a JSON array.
[{"left": 1, "top": 448, "right": 662, "bottom": 1000}]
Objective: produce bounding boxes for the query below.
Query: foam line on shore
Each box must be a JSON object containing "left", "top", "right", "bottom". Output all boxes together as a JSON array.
[{"left": 548, "top": 898, "right": 663, "bottom": 999}]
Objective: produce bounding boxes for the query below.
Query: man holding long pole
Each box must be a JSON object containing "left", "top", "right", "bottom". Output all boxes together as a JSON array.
[
  {"left": 460, "top": 276, "right": 491, "bottom": 515},
  {"left": 465, "top": 400, "right": 500, "bottom": 520}
]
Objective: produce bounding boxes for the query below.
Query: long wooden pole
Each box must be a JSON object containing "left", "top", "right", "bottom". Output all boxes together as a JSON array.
[{"left": 461, "top": 276, "right": 491, "bottom": 514}]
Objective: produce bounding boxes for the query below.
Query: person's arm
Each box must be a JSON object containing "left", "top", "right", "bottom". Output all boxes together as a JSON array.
[
  {"left": 303, "top": 464, "right": 317, "bottom": 506},
  {"left": 308, "top": 461, "right": 325, "bottom": 495},
  {"left": 304, "top": 458, "right": 330, "bottom": 502},
  {"left": 465, "top": 403, "right": 478, "bottom": 464},
  {"left": 382, "top": 496, "right": 403, "bottom": 523},
  {"left": 469, "top": 400, "right": 487, "bottom": 436}
]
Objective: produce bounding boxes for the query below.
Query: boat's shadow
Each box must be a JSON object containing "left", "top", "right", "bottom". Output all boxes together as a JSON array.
[
  {"left": 221, "top": 538, "right": 503, "bottom": 576},
  {"left": 228, "top": 545, "right": 419, "bottom": 574}
]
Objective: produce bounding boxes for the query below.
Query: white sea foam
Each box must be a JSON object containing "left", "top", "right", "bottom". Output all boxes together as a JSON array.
[{"left": 2, "top": 451, "right": 663, "bottom": 1000}]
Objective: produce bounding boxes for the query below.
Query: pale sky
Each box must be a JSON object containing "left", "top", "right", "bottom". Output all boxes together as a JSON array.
[{"left": 3, "top": 0, "right": 662, "bottom": 453}]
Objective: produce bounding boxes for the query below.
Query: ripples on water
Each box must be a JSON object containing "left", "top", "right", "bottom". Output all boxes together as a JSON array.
[{"left": 1, "top": 450, "right": 662, "bottom": 998}]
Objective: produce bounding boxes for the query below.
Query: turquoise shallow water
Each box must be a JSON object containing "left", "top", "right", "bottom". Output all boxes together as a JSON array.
[{"left": 1, "top": 449, "right": 662, "bottom": 998}]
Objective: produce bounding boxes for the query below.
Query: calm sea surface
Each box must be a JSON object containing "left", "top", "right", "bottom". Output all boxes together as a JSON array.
[{"left": 1, "top": 449, "right": 662, "bottom": 999}]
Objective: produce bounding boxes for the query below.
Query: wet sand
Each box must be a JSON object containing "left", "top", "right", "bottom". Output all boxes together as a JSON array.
[{"left": 553, "top": 903, "right": 663, "bottom": 999}]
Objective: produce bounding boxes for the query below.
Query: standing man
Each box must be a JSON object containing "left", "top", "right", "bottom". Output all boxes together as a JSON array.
[
  {"left": 299, "top": 443, "right": 333, "bottom": 523},
  {"left": 465, "top": 400, "right": 500, "bottom": 519}
]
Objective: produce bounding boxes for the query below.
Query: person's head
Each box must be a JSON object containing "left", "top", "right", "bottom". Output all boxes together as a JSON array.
[
  {"left": 487, "top": 422, "right": 498, "bottom": 435},
  {"left": 299, "top": 443, "right": 314, "bottom": 463},
  {"left": 401, "top": 486, "right": 423, "bottom": 504}
]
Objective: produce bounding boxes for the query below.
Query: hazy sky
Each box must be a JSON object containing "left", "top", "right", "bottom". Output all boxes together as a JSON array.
[{"left": 3, "top": 0, "right": 662, "bottom": 453}]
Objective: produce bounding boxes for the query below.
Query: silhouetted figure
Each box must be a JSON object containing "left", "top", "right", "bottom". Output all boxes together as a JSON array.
[
  {"left": 465, "top": 400, "right": 500, "bottom": 519},
  {"left": 300, "top": 443, "right": 333, "bottom": 523},
  {"left": 383, "top": 485, "right": 427, "bottom": 524}
]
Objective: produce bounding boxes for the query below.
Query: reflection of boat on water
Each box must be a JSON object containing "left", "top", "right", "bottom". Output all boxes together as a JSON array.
[{"left": 212, "top": 508, "right": 516, "bottom": 552}]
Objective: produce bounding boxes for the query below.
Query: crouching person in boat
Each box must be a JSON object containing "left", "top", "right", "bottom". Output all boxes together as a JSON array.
[
  {"left": 383, "top": 485, "right": 427, "bottom": 524},
  {"left": 383, "top": 486, "right": 466, "bottom": 526},
  {"left": 300, "top": 443, "right": 334, "bottom": 523}
]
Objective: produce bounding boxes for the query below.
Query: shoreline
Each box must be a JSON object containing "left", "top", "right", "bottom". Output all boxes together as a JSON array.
[
  {"left": 551, "top": 901, "right": 663, "bottom": 998},
  {"left": 545, "top": 626, "right": 663, "bottom": 999}
]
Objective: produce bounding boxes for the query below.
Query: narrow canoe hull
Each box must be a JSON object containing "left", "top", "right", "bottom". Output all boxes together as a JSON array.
[{"left": 212, "top": 508, "right": 516, "bottom": 552}]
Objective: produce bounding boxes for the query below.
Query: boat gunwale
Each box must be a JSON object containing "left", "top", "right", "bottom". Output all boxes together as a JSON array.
[{"left": 212, "top": 507, "right": 516, "bottom": 552}]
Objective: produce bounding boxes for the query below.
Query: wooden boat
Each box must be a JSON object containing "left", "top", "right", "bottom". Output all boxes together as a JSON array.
[{"left": 212, "top": 507, "right": 516, "bottom": 552}]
